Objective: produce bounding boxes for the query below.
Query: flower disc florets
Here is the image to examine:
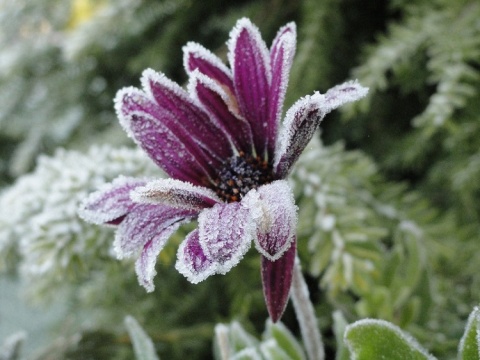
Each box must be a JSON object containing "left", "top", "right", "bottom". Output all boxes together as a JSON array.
[{"left": 214, "top": 152, "right": 273, "bottom": 202}]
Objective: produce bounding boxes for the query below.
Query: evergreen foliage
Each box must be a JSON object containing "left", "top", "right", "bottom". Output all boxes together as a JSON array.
[{"left": 0, "top": 0, "right": 479, "bottom": 359}]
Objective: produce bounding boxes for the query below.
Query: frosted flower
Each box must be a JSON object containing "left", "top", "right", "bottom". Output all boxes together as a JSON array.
[{"left": 79, "top": 18, "right": 368, "bottom": 322}]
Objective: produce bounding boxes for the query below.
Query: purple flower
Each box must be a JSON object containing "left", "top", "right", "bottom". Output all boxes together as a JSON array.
[{"left": 79, "top": 18, "right": 368, "bottom": 322}]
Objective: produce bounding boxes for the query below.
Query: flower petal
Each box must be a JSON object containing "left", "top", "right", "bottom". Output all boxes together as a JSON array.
[
  {"left": 228, "top": 18, "right": 271, "bottom": 156},
  {"left": 183, "top": 41, "right": 235, "bottom": 95},
  {"left": 261, "top": 241, "right": 296, "bottom": 322},
  {"left": 131, "top": 178, "right": 221, "bottom": 211},
  {"left": 116, "top": 87, "right": 219, "bottom": 184},
  {"left": 134, "top": 219, "right": 185, "bottom": 292},
  {"left": 268, "top": 22, "right": 296, "bottom": 158},
  {"left": 175, "top": 229, "right": 218, "bottom": 284},
  {"left": 274, "top": 82, "right": 368, "bottom": 178},
  {"left": 198, "top": 202, "right": 254, "bottom": 274},
  {"left": 188, "top": 70, "right": 253, "bottom": 153},
  {"left": 114, "top": 205, "right": 196, "bottom": 259},
  {"left": 141, "top": 69, "right": 232, "bottom": 161},
  {"left": 78, "top": 176, "right": 147, "bottom": 225},
  {"left": 243, "top": 180, "right": 297, "bottom": 261}
]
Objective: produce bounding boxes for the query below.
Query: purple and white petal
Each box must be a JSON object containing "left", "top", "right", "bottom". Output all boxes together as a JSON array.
[
  {"left": 261, "top": 241, "right": 296, "bottom": 323},
  {"left": 228, "top": 18, "right": 271, "bottom": 156},
  {"left": 78, "top": 176, "right": 147, "bottom": 225},
  {"left": 141, "top": 69, "right": 232, "bottom": 161},
  {"left": 188, "top": 70, "right": 253, "bottom": 153},
  {"left": 183, "top": 42, "right": 235, "bottom": 95},
  {"left": 175, "top": 229, "right": 218, "bottom": 284},
  {"left": 268, "top": 23, "right": 296, "bottom": 158},
  {"left": 274, "top": 82, "right": 368, "bottom": 178},
  {"left": 242, "top": 180, "right": 297, "bottom": 261},
  {"left": 198, "top": 202, "right": 254, "bottom": 274},
  {"left": 134, "top": 220, "right": 185, "bottom": 292},
  {"left": 114, "top": 204, "right": 196, "bottom": 259},
  {"left": 131, "top": 178, "right": 221, "bottom": 211},
  {"left": 322, "top": 80, "right": 369, "bottom": 114}
]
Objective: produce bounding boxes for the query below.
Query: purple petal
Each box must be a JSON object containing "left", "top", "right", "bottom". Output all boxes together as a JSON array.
[
  {"left": 188, "top": 71, "right": 254, "bottom": 153},
  {"left": 175, "top": 229, "right": 218, "bottom": 284},
  {"left": 78, "top": 176, "right": 147, "bottom": 225},
  {"left": 131, "top": 178, "right": 221, "bottom": 210},
  {"left": 261, "top": 241, "right": 296, "bottom": 322},
  {"left": 228, "top": 18, "right": 271, "bottom": 157},
  {"left": 114, "top": 204, "right": 196, "bottom": 259},
  {"left": 134, "top": 220, "right": 185, "bottom": 292},
  {"left": 268, "top": 23, "right": 296, "bottom": 159},
  {"left": 242, "top": 180, "right": 297, "bottom": 261},
  {"left": 116, "top": 94, "right": 215, "bottom": 185},
  {"left": 198, "top": 202, "right": 254, "bottom": 274},
  {"left": 141, "top": 69, "right": 232, "bottom": 161},
  {"left": 183, "top": 42, "right": 235, "bottom": 95},
  {"left": 274, "top": 82, "right": 368, "bottom": 178}
]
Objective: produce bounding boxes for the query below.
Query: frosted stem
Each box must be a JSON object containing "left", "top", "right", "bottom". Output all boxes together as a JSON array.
[{"left": 291, "top": 256, "right": 324, "bottom": 360}]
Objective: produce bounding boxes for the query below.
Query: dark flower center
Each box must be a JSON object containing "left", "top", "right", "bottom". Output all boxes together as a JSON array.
[{"left": 213, "top": 152, "right": 273, "bottom": 202}]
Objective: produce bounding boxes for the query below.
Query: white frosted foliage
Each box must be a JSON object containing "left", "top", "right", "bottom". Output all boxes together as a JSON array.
[{"left": 0, "top": 145, "right": 159, "bottom": 285}]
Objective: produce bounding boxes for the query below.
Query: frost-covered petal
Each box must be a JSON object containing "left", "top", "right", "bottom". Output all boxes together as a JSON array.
[
  {"left": 131, "top": 178, "right": 221, "bottom": 210},
  {"left": 198, "top": 202, "right": 254, "bottom": 274},
  {"left": 78, "top": 176, "right": 147, "bottom": 225},
  {"left": 114, "top": 204, "right": 196, "bottom": 259},
  {"left": 228, "top": 18, "right": 271, "bottom": 156},
  {"left": 262, "top": 241, "right": 296, "bottom": 322},
  {"left": 134, "top": 220, "right": 185, "bottom": 292},
  {"left": 243, "top": 180, "right": 297, "bottom": 261},
  {"left": 175, "top": 229, "right": 218, "bottom": 284},
  {"left": 118, "top": 108, "right": 214, "bottom": 185},
  {"left": 268, "top": 22, "right": 296, "bottom": 158},
  {"left": 274, "top": 81, "right": 368, "bottom": 178},
  {"left": 141, "top": 69, "right": 232, "bottom": 161},
  {"left": 188, "top": 70, "right": 253, "bottom": 152},
  {"left": 183, "top": 42, "right": 235, "bottom": 95}
]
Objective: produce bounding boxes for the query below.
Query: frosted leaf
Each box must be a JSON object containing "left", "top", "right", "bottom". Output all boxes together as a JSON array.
[
  {"left": 114, "top": 205, "right": 196, "bottom": 259},
  {"left": 198, "top": 202, "right": 254, "bottom": 274},
  {"left": 134, "top": 220, "right": 185, "bottom": 292},
  {"left": 228, "top": 17, "right": 272, "bottom": 156},
  {"left": 175, "top": 229, "right": 217, "bottom": 284},
  {"left": 131, "top": 178, "right": 221, "bottom": 210},
  {"left": 243, "top": 180, "right": 298, "bottom": 261},
  {"left": 78, "top": 176, "right": 147, "bottom": 225},
  {"left": 182, "top": 41, "right": 234, "bottom": 94}
]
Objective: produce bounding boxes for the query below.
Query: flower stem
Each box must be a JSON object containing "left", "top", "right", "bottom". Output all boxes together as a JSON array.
[{"left": 291, "top": 256, "right": 324, "bottom": 360}]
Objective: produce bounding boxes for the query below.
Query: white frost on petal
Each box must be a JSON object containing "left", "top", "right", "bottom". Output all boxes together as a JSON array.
[
  {"left": 182, "top": 41, "right": 232, "bottom": 78},
  {"left": 322, "top": 80, "right": 369, "bottom": 114},
  {"left": 114, "top": 87, "right": 148, "bottom": 140},
  {"left": 131, "top": 178, "right": 221, "bottom": 210},
  {"left": 78, "top": 176, "right": 147, "bottom": 225},
  {"left": 198, "top": 202, "right": 254, "bottom": 274},
  {"left": 175, "top": 229, "right": 218, "bottom": 284},
  {"left": 227, "top": 17, "right": 272, "bottom": 85},
  {"left": 243, "top": 180, "right": 297, "bottom": 261},
  {"left": 134, "top": 221, "right": 184, "bottom": 292}
]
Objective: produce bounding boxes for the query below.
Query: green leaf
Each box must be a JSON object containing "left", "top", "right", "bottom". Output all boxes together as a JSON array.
[
  {"left": 265, "top": 320, "right": 306, "bottom": 360},
  {"left": 458, "top": 307, "right": 480, "bottom": 360},
  {"left": 124, "top": 315, "right": 160, "bottom": 360},
  {"left": 344, "top": 319, "right": 436, "bottom": 360}
]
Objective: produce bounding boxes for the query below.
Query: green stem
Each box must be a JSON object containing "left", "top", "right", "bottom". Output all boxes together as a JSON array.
[{"left": 291, "top": 256, "right": 324, "bottom": 360}]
